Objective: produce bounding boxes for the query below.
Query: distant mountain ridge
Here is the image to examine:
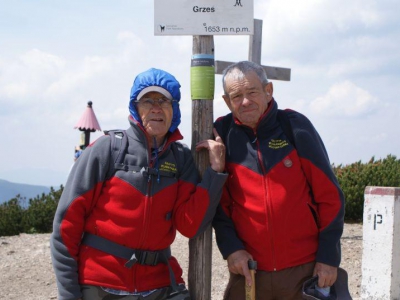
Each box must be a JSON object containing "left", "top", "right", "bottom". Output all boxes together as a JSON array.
[{"left": 0, "top": 179, "right": 51, "bottom": 205}]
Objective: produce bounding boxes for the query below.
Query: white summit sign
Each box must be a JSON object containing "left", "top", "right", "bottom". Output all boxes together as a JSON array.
[{"left": 154, "top": 0, "right": 253, "bottom": 36}]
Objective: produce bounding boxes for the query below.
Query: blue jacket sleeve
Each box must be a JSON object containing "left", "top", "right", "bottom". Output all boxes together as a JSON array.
[{"left": 212, "top": 203, "right": 246, "bottom": 259}]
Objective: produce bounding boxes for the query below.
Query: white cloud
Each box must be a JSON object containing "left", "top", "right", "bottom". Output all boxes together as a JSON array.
[
  {"left": 0, "top": 49, "right": 65, "bottom": 100},
  {"left": 44, "top": 55, "right": 114, "bottom": 99},
  {"left": 310, "top": 81, "right": 378, "bottom": 117},
  {"left": 20, "top": 49, "right": 65, "bottom": 70},
  {"left": 258, "top": 0, "right": 398, "bottom": 70},
  {"left": 1, "top": 0, "right": 399, "bottom": 185},
  {"left": 117, "top": 31, "right": 140, "bottom": 42},
  {"left": 263, "top": 0, "right": 381, "bottom": 33},
  {"left": 360, "top": 132, "right": 388, "bottom": 143}
]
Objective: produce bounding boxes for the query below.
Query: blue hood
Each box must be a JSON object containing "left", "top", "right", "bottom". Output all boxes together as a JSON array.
[{"left": 129, "top": 68, "right": 181, "bottom": 133}]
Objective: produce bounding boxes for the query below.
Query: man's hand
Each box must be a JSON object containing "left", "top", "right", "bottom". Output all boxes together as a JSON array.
[
  {"left": 227, "top": 250, "right": 254, "bottom": 286},
  {"left": 313, "top": 262, "right": 337, "bottom": 288},
  {"left": 195, "top": 128, "right": 225, "bottom": 173}
]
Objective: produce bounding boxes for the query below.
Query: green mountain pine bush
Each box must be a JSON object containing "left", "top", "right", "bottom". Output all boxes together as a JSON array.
[
  {"left": 333, "top": 154, "right": 400, "bottom": 221},
  {"left": 0, "top": 185, "right": 63, "bottom": 236},
  {"left": 1, "top": 154, "right": 400, "bottom": 236}
]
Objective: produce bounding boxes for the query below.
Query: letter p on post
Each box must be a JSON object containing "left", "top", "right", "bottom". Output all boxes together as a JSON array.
[{"left": 362, "top": 186, "right": 400, "bottom": 299}]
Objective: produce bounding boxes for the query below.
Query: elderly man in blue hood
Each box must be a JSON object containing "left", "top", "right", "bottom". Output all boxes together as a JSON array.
[{"left": 51, "top": 68, "right": 227, "bottom": 300}]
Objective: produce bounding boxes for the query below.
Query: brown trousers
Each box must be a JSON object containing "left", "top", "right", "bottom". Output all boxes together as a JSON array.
[{"left": 224, "top": 262, "right": 315, "bottom": 300}]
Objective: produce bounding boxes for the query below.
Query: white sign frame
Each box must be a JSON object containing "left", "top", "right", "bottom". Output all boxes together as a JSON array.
[{"left": 154, "top": 0, "right": 254, "bottom": 36}]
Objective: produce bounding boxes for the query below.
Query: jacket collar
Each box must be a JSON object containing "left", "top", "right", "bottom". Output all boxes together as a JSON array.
[
  {"left": 127, "top": 115, "right": 183, "bottom": 150},
  {"left": 230, "top": 98, "right": 279, "bottom": 137}
]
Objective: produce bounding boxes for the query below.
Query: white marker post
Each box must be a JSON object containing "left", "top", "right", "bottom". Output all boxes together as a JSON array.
[{"left": 361, "top": 186, "right": 400, "bottom": 299}]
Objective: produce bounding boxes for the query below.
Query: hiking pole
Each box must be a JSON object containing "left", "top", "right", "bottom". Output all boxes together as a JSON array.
[{"left": 245, "top": 259, "right": 257, "bottom": 300}]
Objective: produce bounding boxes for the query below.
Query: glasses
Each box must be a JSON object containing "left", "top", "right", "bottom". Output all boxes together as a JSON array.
[{"left": 134, "top": 97, "right": 175, "bottom": 109}]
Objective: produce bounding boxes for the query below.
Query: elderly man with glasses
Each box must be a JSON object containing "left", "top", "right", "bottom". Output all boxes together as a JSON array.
[{"left": 51, "top": 68, "right": 227, "bottom": 300}]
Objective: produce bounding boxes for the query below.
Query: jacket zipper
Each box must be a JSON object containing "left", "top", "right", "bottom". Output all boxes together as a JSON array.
[
  {"left": 138, "top": 145, "right": 154, "bottom": 248},
  {"left": 136, "top": 130, "right": 176, "bottom": 245},
  {"left": 134, "top": 140, "right": 154, "bottom": 290},
  {"left": 255, "top": 135, "right": 277, "bottom": 271},
  {"left": 128, "top": 127, "right": 180, "bottom": 291}
]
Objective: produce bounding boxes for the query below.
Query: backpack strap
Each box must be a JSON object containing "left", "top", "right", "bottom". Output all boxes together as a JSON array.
[
  {"left": 106, "top": 130, "right": 130, "bottom": 170},
  {"left": 277, "top": 109, "right": 296, "bottom": 148},
  {"left": 215, "top": 114, "right": 234, "bottom": 146},
  {"left": 104, "top": 130, "right": 134, "bottom": 180}
]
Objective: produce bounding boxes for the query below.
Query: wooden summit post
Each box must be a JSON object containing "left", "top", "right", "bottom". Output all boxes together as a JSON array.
[{"left": 189, "top": 36, "right": 215, "bottom": 300}]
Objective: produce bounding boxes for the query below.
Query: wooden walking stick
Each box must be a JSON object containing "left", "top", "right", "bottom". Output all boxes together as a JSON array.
[{"left": 245, "top": 260, "right": 257, "bottom": 300}]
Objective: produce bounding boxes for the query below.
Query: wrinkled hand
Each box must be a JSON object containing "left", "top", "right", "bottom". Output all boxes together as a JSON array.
[
  {"left": 195, "top": 128, "right": 225, "bottom": 173},
  {"left": 227, "top": 250, "right": 254, "bottom": 287},
  {"left": 313, "top": 262, "right": 337, "bottom": 288}
]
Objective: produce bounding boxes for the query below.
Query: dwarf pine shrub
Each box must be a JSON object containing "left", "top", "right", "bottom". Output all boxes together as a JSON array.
[
  {"left": 333, "top": 154, "right": 400, "bottom": 222},
  {"left": 0, "top": 185, "right": 63, "bottom": 236},
  {"left": 1, "top": 155, "right": 400, "bottom": 235}
]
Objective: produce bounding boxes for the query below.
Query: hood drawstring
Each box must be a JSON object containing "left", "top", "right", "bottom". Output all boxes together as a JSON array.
[{"left": 152, "top": 136, "right": 161, "bottom": 184}]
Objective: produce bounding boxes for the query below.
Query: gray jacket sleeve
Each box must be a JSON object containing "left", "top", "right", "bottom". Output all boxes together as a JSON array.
[
  {"left": 50, "top": 136, "right": 111, "bottom": 300},
  {"left": 172, "top": 144, "right": 228, "bottom": 238}
]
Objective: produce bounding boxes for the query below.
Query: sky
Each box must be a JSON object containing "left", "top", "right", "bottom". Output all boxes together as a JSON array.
[{"left": 0, "top": 0, "right": 399, "bottom": 187}]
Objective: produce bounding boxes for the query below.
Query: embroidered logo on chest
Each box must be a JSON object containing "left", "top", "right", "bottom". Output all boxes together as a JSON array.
[
  {"left": 159, "top": 161, "right": 177, "bottom": 173},
  {"left": 268, "top": 139, "right": 289, "bottom": 149}
]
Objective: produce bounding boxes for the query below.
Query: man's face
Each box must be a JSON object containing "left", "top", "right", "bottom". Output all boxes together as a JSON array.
[
  {"left": 223, "top": 71, "right": 273, "bottom": 129},
  {"left": 137, "top": 91, "right": 173, "bottom": 139}
]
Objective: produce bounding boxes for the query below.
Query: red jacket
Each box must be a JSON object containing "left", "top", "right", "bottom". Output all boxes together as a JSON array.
[
  {"left": 213, "top": 100, "right": 344, "bottom": 271},
  {"left": 51, "top": 118, "right": 227, "bottom": 300}
]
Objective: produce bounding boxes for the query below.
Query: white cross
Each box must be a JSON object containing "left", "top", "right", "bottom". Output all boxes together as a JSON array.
[{"left": 215, "top": 19, "right": 291, "bottom": 81}]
